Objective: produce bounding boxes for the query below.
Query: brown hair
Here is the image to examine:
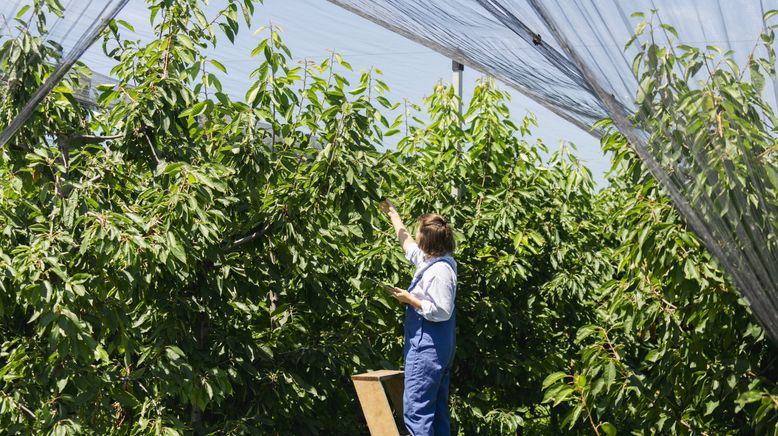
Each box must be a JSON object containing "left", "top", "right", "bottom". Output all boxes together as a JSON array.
[{"left": 416, "top": 214, "right": 455, "bottom": 257}]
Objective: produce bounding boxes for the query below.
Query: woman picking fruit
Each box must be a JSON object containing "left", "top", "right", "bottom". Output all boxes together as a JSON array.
[{"left": 380, "top": 199, "right": 457, "bottom": 436}]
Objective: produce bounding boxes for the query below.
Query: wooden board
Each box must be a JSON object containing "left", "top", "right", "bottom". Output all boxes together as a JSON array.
[
  {"left": 352, "top": 370, "right": 407, "bottom": 435},
  {"left": 383, "top": 374, "right": 406, "bottom": 433},
  {"left": 352, "top": 370, "right": 404, "bottom": 381},
  {"left": 353, "top": 379, "right": 400, "bottom": 436}
]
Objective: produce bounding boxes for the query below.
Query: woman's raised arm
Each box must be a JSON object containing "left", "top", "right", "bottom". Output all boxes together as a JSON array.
[{"left": 380, "top": 199, "right": 415, "bottom": 252}]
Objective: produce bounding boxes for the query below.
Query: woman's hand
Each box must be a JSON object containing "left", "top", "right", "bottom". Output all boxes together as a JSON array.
[
  {"left": 389, "top": 286, "right": 423, "bottom": 310},
  {"left": 379, "top": 199, "right": 397, "bottom": 215},
  {"left": 380, "top": 198, "right": 415, "bottom": 251}
]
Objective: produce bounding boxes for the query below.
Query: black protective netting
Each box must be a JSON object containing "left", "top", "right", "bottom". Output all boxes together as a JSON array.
[
  {"left": 326, "top": 0, "right": 778, "bottom": 343},
  {"left": 0, "top": 0, "right": 128, "bottom": 146},
  {"left": 327, "top": 0, "right": 610, "bottom": 132}
]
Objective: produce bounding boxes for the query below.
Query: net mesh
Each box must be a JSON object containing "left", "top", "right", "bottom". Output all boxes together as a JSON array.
[
  {"left": 326, "top": 0, "right": 778, "bottom": 342},
  {"left": 0, "top": 0, "right": 128, "bottom": 146}
]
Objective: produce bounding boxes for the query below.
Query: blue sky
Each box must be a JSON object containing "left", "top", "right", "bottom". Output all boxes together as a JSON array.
[
  {"left": 243, "top": 1, "right": 607, "bottom": 182},
  {"left": 6, "top": 0, "right": 776, "bottom": 186},
  {"left": 5, "top": 0, "right": 609, "bottom": 183},
  {"left": 256, "top": 0, "right": 610, "bottom": 178}
]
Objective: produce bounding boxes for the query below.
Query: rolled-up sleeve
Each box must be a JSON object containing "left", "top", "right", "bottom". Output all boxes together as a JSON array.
[
  {"left": 404, "top": 242, "right": 424, "bottom": 267},
  {"left": 418, "top": 273, "right": 455, "bottom": 322}
]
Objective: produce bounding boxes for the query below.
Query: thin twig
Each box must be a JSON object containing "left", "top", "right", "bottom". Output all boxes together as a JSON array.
[
  {"left": 18, "top": 402, "right": 35, "bottom": 419},
  {"left": 145, "top": 135, "right": 160, "bottom": 164}
]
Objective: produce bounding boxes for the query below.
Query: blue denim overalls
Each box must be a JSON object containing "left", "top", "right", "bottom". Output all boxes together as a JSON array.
[{"left": 403, "top": 258, "right": 457, "bottom": 436}]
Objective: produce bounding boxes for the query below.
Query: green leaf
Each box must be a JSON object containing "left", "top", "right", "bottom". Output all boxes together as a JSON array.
[
  {"left": 166, "top": 346, "right": 185, "bottom": 361},
  {"left": 601, "top": 422, "right": 617, "bottom": 436},
  {"left": 95, "top": 345, "right": 109, "bottom": 363},
  {"left": 15, "top": 5, "right": 30, "bottom": 19},
  {"left": 736, "top": 390, "right": 764, "bottom": 405},
  {"left": 576, "top": 325, "right": 598, "bottom": 343},
  {"left": 56, "top": 378, "right": 68, "bottom": 393},
  {"left": 167, "top": 232, "right": 187, "bottom": 263},
  {"left": 567, "top": 404, "right": 584, "bottom": 428},
  {"left": 750, "top": 62, "right": 766, "bottom": 93},
  {"left": 605, "top": 361, "right": 616, "bottom": 388},
  {"left": 210, "top": 59, "right": 227, "bottom": 73},
  {"left": 704, "top": 399, "right": 719, "bottom": 416},
  {"left": 543, "top": 372, "right": 568, "bottom": 389},
  {"left": 117, "top": 19, "right": 135, "bottom": 32},
  {"left": 645, "top": 349, "right": 663, "bottom": 363}
]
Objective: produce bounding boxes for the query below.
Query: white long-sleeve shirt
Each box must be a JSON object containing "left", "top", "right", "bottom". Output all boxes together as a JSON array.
[{"left": 405, "top": 242, "right": 457, "bottom": 322}]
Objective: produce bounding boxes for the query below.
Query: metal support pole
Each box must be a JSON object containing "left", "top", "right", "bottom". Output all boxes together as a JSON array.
[
  {"left": 451, "top": 60, "right": 464, "bottom": 201},
  {"left": 452, "top": 60, "right": 464, "bottom": 114}
]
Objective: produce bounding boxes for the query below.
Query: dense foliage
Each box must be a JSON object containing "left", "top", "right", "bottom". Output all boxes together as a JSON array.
[
  {"left": 0, "top": 1, "right": 776, "bottom": 435},
  {"left": 542, "top": 13, "right": 778, "bottom": 436}
]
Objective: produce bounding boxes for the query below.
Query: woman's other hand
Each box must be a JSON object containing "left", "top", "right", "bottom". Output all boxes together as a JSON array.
[{"left": 390, "top": 286, "right": 423, "bottom": 310}]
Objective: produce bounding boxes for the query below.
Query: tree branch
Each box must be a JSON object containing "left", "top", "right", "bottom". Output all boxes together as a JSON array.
[
  {"left": 222, "top": 223, "right": 272, "bottom": 253},
  {"left": 61, "top": 134, "right": 123, "bottom": 145}
]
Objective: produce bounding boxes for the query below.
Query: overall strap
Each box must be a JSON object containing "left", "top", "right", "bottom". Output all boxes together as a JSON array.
[{"left": 407, "top": 257, "right": 456, "bottom": 292}]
